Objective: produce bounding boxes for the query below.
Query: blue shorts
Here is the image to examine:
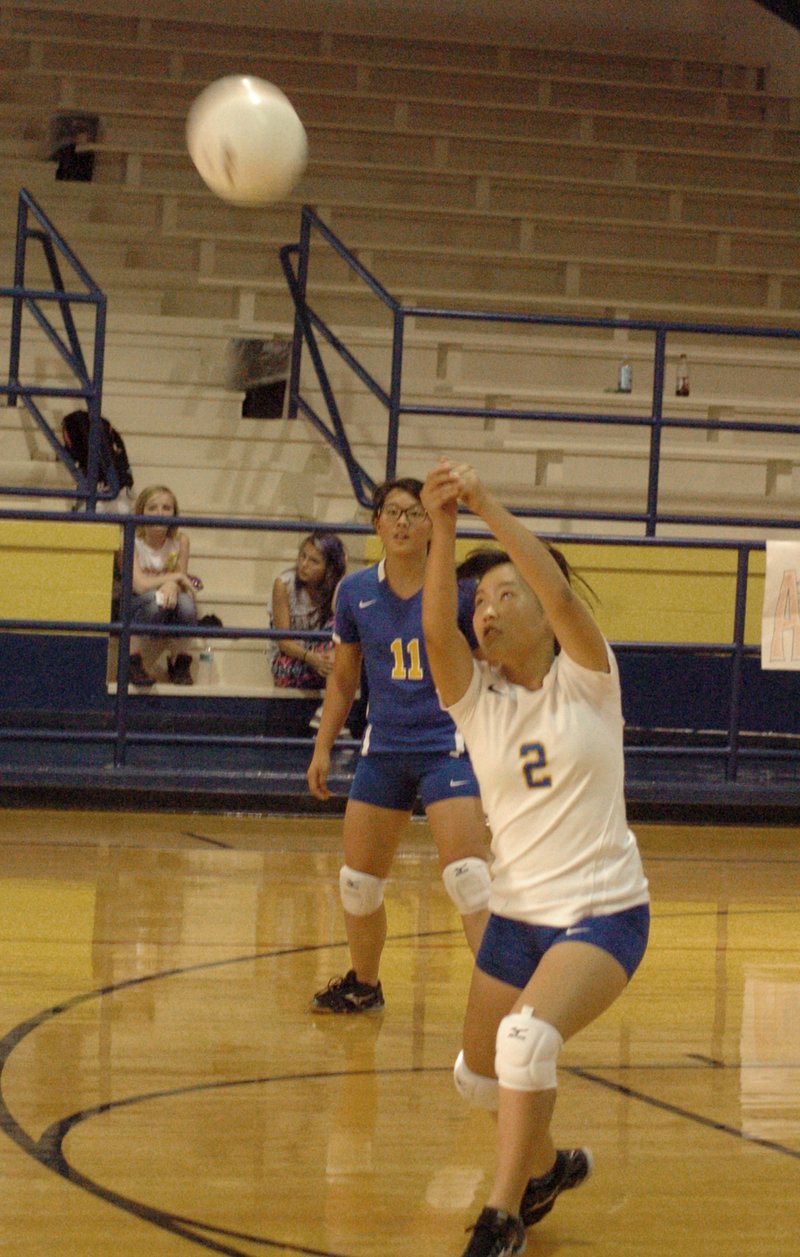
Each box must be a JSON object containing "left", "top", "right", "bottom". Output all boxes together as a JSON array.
[
  {"left": 349, "top": 750, "right": 479, "bottom": 811},
  {"left": 476, "top": 903, "right": 650, "bottom": 989}
]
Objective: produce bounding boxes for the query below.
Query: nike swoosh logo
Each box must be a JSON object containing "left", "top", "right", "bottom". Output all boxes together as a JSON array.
[
  {"left": 359, "top": 598, "right": 377, "bottom": 609},
  {"left": 488, "top": 684, "right": 503, "bottom": 694},
  {"left": 344, "top": 991, "right": 377, "bottom": 1008},
  {"left": 450, "top": 778, "right": 470, "bottom": 787},
  {"left": 565, "top": 927, "right": 590, "bottom": 937}
]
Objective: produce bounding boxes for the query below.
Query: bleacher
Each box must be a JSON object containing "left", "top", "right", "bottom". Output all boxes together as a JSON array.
[{"left": 2, "top": 0, "right": 800, "bottom": 726}]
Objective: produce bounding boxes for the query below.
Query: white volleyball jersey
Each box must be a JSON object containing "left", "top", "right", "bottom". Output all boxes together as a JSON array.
[{"left": 447, "top": 643, "right": 649, "bottom": 927}]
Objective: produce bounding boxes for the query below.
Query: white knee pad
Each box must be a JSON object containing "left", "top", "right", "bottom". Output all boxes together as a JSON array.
[
  {"left": 495, "top": 1006, "right": 563, "bottom": 1092},
  {"left": 453, "top": 1050, "right": 499, "bottom": 1111},
  {"left": 339, "top": 865, "right": 386, "bottom": 917},
  {"left": 442, "top": 857, "right": 491, "bottom": 915}
]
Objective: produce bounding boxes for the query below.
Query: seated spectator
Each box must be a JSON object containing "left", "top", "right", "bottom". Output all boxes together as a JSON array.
[
  {"left": 128, "top": 484, "right": 198, "bottom": 688},
  {"left": 269, "top": 531, "right": 347, "bottom": 691}
]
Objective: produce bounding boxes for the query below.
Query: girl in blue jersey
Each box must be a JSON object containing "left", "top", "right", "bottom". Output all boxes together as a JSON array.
[
  {"left": 421, "top": 459, "right": 649, "bottom": 1257},
  {"left": 307, "top": 476, "right": 491, "bottom": 1013}
]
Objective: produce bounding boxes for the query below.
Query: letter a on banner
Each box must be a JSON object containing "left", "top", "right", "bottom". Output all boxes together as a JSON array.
[{"left": 761, "top": 540, "right": 800, "bottom": 669}]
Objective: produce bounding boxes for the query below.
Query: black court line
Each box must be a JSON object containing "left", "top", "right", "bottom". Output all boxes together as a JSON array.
[
  {"left": 686, "top": 1053, "right": 726, "bottom": 1068},
  {"left": 32, "top": 1057, "right": 800, "bottom": 1255},
  {"left": 37, "top": 1066, "right": 446, "bottom": 1256},
  {"left": 183, "top": 830, "right": 235, "bottom": 848},
  {"left": 2, "top": 937, "right": 800, "bottom": 1257},
  {"left": 0, "top": 931, "right": 457, "bottom": 1257},
  {"left": 571, "top": 1066, "right": 800, "bottom": 1162}
]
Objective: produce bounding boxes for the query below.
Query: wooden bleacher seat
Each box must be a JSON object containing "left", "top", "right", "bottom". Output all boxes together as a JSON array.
[
  {"left": 3, "top": 3, "right": 799, "bottom": 708},
  {"left": 2, "top": 4, "right": 771, "bottom": 99}
]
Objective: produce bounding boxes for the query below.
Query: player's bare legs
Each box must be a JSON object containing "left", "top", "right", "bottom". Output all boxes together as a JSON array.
[
  {"left": 339, "top": 798, "right": 410, "bottom": 985},
  {"left": 461, "top": 941, "right": 629, "bottom": 1214},
  {"left": 426, "top": 794, "right": 490, "bottom": 956}
]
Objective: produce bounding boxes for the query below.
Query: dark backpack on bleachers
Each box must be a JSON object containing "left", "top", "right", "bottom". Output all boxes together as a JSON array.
[{"left": 61, "top": 410, "right": 134, "bottom": 493}]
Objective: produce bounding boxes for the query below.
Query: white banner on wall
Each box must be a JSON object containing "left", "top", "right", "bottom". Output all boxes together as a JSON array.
[{"left": 761, "top": 540, "right": 800, "bottom": 670}]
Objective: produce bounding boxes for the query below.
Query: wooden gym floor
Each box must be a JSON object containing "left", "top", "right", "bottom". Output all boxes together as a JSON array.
[{"left": 0, "top": 808, "right": 797, "bottom": 1257}]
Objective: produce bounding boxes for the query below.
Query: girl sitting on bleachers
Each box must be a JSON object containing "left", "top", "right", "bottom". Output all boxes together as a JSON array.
[
  {"left": 269, "top": 530, "right": 347, "bottom": 690},
  {"left": 128, "top": 484, "right": 198, "bottom": 688}
]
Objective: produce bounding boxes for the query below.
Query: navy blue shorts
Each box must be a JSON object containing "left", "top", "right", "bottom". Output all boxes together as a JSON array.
[
  {"left": 349, "top": 750, "right": 479, "bottom": 811},
  {"left": 476, "top": 903, "right": 650, "bottom": 989}
]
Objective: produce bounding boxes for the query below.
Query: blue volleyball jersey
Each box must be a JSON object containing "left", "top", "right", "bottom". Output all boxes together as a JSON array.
[{"left": 334, "top": 558, "right": 477, "bottom": 754}]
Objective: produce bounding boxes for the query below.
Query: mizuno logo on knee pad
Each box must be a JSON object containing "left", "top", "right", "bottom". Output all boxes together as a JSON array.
[
  {"left": 495, "top": 1008, "right": 563, "bottom": 1092},
  {"left": 339, "top": 865, "right": 387, "bottom": 916},
  {"left": 442, "top": 857, "right": 491, "bottom": 915}
]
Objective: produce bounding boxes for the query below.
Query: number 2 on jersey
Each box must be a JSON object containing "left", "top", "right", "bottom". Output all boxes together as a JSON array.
[
  {"left": 390, "top": 637, "right": 424, "bottom": 680},
  {"left": 520, "top": 741, "right": 552, "bottom": 789}
]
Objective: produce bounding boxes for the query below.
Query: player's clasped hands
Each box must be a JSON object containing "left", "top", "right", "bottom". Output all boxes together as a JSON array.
[{"left": 421, "top": 456, "right": 486, "bottom": 518}]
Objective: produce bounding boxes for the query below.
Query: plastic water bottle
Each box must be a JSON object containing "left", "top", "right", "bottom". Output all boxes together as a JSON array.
[
  {"left": 676, "top": 353, "right": 690, "bottom": 396},
  {"left": 618, "top": 358, "right": 632, "bottom": 393},
  {"left": 198, "top": 640, "right": 214, "bottom": 684}
]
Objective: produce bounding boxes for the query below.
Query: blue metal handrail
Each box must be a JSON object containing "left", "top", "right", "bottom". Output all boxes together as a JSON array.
[
  {"left": 1, "top": 188, "right": 110, "bottom": 509},
  {"left": 2, "top": 199, "right": 798, "bottom": 803},
  {"left": 0, "top": 507, "right": 368, "bottom": 769},
  {"left": 0, "top": 504, "right": 778, "bottom": 785},
  {"left": 284, "top": 204, "right": 800, "bottom": 534}
]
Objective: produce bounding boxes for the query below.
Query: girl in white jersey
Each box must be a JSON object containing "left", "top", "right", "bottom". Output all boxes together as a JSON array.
[{"left": 421, "top": 459, "right": 650, "bottom": 1257}]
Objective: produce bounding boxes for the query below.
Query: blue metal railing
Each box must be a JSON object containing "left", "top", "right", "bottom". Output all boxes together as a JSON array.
[
  {"left": 0, "top": 507, "right": 368, "bottom": 768},
  {"left": 0, "top": 504, "right": 784, "bottom": 789},
  {"left": 1, "top": 188, "right": 112, "bottom": 509},
  {"left": 2, "top": 197, "right": 798, "bottom": 802},
  {"left": 282, "top": 205, "right": 800, "bottom": 536}
]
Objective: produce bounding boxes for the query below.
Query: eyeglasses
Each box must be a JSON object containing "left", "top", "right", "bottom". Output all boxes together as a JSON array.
[{"left": 380, "top": 503, "right": 427, "bottom": 524}]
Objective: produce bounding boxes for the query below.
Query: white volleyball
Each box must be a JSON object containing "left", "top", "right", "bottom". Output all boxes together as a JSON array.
[{"left": 186, "top": 75, "right": 308, "bottom": 206}]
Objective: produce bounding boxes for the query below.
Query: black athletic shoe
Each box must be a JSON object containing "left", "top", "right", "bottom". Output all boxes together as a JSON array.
[
  {"left": 519, "top": 1147, "right": 592, "bottom": 1227},
  {"left": 168, "top": 653, "right": 194, "bottom": 685},
  {"left": 310, "top": 969, "right": 385, "bottom": 1014},
  {"left": 128, "top": 653, "right": 155, "bottom": 687},
  {"left": 461, "top": 1207, "right": 526, "bottom": 1257}
]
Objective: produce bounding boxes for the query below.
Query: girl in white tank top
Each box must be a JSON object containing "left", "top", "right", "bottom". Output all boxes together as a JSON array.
[{"left": 128, "top": 484, "right": 198, "bottom": 687}]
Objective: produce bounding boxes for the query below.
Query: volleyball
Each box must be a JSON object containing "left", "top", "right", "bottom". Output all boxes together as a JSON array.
[{"left": 186, "top": 75, "right": 308, "bottom": 206}]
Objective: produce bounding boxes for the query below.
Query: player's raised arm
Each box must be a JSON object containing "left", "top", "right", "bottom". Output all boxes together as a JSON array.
[
  {"left": 451, "top": 462, "right": 608, "bottom": 673},
  {"left": 421, "top": 461, "right": 476, "bottom": 708}
]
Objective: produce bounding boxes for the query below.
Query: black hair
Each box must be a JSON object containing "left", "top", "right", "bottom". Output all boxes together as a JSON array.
[
  {"left": 371, "top": 477, "right": 424, "bottom": 521},
  {"left": 456, "top": 544, "right": 577, "bottom": 587},
  {"left": 457, "top": 547, "right": 511, "bottom": 583},
  {"left": 456, "top": 544, "right": 597, "bottom": 654},
  {"left": 298, "top": 530, "right": 348, "bottom": 624}
]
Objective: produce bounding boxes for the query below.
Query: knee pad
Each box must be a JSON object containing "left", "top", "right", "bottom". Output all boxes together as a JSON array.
[
  {"left": 339, "top": 865, "right": 386, "bottom": 917},
  {"left": 442, "top": 857, "right": 491, "bottom": 915},
  {"left": 495, "top": 1006, "right": 563, "bottom": 1092},
  {"left": 453, "top": 1050, "right": 499, "bottom": 1111}
]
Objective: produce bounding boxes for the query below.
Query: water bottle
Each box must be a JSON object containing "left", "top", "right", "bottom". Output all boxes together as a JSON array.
[
  {"left": 618, "top": 358, "right": 632, "bottom": 393},
  {"left": 198, "top": 640, "right": 214, "bottom": 684},
  {"left": 676, "top": 353, "right": 690, "bottom": 396}
]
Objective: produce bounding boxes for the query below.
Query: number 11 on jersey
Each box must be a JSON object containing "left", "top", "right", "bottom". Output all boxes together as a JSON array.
[{"left": 390, "top": 637, "right": 424, "bottom": 680}]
